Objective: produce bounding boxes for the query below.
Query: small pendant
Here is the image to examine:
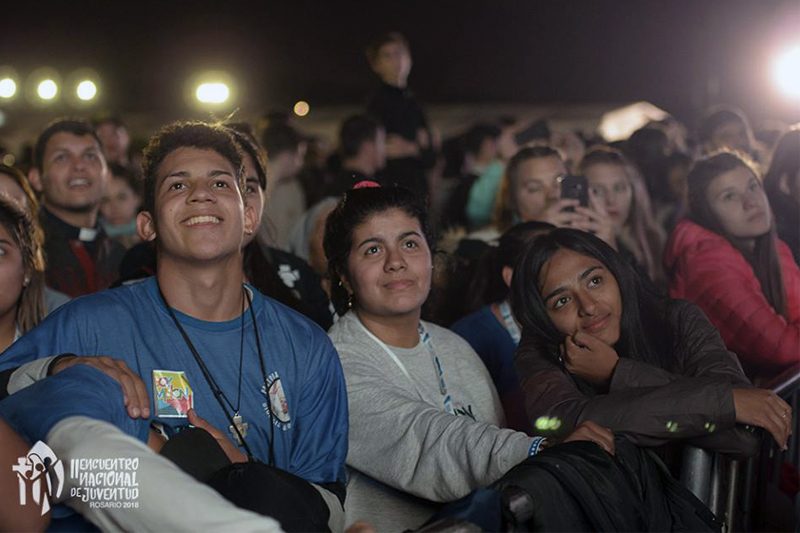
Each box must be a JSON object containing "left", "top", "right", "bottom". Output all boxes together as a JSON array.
[{"left": 229, "top": 413, "right": 249, "bottom": 446}]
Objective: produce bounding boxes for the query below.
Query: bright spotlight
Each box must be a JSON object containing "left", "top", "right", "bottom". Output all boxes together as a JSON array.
[
  {"left": 0, "top": 78, "right": 16, "bottom": 99},
  {"left": 773, "top": 45, "right": 800, "bottom": 99},
  {"left": 76, "top": 80, "right": 97, "bottom": 101},
  {"left": 37, "top": 79, "right": 58, "bottom": 100},
  {"left": 196, "top": 82, "right": 230, "bottom": 104},
  {"left": 293, "top": 100, "right": 310, "bottom": 117}
]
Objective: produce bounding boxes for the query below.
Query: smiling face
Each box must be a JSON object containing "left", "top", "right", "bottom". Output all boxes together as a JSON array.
[
  {"left": 345, "top": 208, "right": 432, "bottom": 322},
  {"left": 513, "top": 155, "right": 565, "bottom": 222},
  {"left": 706, "top": 165, "right": 771, "bottom": 240},
  {"left": 585, "top": 162, "right": 633, "bottom": 231},
  {"left": 137, "top": 147, "right": 255, "bottom": 264},
  {"left": 34, "top": 132, "right": 108, "bottom": 214},
  {"left": 538, "top": 248, "right": 622, "bottom": 345}
]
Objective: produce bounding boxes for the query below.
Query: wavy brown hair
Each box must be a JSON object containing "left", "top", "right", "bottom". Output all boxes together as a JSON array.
[{"left": 0, "top": 196, "right": 46, "bottom": 333}]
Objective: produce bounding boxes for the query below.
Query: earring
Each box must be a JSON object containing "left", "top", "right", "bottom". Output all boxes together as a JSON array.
[
  {"left": 338, "top": 280, "right": 354, "bottom": 309},
  {"left": 23, "top": 277, "right": 30, "bottom": 287}
]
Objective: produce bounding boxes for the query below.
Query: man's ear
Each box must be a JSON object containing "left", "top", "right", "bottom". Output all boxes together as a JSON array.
[
  {"left": 501, "top": 266, "right": 514, "bottom": 289},
  {"left": 137, "top": 211, "right": 157, "bottom": 242},
  {"left": 28, "top": 168, "right": 43, "bottom": 193},
  {"left": 243, "top": 201, "right": 258, "bottom": 237}
]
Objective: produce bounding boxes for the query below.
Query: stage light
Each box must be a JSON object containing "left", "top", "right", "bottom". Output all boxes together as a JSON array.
[
  {"left": 187, "top": 71, "right": 236, "bottom": 109},
  {"left": 773, "top": 45, "right": 800, "bottom": 99},
  {"left": 196, "top": 82, "right": 230, "bottom": 104},
  {"left": 65, "top": 69, "right": 101, "bottom": 107},
  {"left": 0, "top": 78, "right": 16, "bottom": 99},
  {"left": 76, "top": 80, "right": 97, "bottom": 101},
  {"left": 37, "top": 79, "right": 58, "bottom": 100},
  {"left": 293, "top": 100, "right": 310, "bottom": 117}
]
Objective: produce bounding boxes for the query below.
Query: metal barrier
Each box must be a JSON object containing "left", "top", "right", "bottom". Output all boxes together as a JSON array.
[
  {"left": 749, "top": 365, "right": 800, "bottom": 532},
  {"left": 680, "top": 364, "right": 800, "bottom": 532}
]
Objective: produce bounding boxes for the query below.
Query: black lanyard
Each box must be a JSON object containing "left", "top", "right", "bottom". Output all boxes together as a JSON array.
[{"left": 157, "top": 283, "right": 275, "bottom": 466}]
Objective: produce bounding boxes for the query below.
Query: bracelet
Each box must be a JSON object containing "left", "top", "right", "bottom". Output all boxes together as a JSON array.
[{"left": 528, "top": 436, "right": 547, "bottom": 456}]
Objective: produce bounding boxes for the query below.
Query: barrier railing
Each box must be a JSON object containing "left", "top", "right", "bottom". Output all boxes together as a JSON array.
[{"left": 680, "top": 364, "right": 799, "bottom": 532}]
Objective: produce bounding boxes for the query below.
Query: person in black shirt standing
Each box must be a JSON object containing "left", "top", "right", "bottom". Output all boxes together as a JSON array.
[{"left": 366, "top": 32, "right": 436, "bottom": 198}]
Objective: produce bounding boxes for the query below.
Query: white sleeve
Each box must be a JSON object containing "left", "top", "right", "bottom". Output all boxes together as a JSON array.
[
  {"left": 8, "top": 356, "right": 59, "bottom": 395},
  {"left": 46, "top": 416, "right": 284, "bottom": 533}
]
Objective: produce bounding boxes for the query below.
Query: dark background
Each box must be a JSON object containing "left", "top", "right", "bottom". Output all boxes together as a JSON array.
[{"left": 2, "top": 0, "right": 799, "bottom": 124}]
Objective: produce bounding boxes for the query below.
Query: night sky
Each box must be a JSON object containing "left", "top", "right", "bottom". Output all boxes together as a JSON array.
[{"left": 2, "top": 0, "right": 799, "bottom": 124}]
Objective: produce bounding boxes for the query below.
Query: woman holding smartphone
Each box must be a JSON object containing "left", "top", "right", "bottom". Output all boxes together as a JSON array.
[{"left": 491, "top": 146, "right": 616, "bottom": 247}]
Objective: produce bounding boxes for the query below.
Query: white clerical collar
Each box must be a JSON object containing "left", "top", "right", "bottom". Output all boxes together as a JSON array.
[{"left": 78, "top": 227, "right": 98, "bottom": 241}]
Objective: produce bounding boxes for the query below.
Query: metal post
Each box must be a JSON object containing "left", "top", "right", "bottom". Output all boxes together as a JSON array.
[
  {"left": 724, "top": 460, "right": 740, "bottom": 531},
  {"left": 680, "top": 445, "right": 714, "bottom": 506}
]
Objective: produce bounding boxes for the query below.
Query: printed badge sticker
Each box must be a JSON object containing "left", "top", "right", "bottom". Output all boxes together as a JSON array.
[{"left": 152, "top": 370, "right": 193, "bottom": 418}]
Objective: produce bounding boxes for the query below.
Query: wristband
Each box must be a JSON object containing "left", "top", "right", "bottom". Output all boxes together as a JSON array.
[{"left": 528, "top": 436, "right": 547, "bottom": 456}]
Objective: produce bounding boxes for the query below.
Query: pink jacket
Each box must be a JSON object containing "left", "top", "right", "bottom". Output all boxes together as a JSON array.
[{"left": 664, "top": 219, "right": 800, "bottom": 382}]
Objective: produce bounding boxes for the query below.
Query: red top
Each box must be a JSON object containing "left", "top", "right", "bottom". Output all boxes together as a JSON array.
[{"left": 664, "top": 219, "right": 800, "bottom": 382}]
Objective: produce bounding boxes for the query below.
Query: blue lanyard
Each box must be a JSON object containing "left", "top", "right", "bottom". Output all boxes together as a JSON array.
[
  {"left": 354, "top": 315, "right": 455, "bottom": 415},
  {"left": 419, "top": 324, "right": 455, "bottom": 415},
  {"left": 498, "top": 300, "right": 521, "bottom": 345}
]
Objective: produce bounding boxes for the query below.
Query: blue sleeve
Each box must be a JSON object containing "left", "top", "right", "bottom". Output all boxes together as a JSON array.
[
  {"left": 288, "top": 331, "right": 348, "bottom": 486},
  {"left": 0, "top": 301, "right": 92, "bottom": 373},
  {"left": 0, "top": 365, "right": 149, "bottom": 444}
]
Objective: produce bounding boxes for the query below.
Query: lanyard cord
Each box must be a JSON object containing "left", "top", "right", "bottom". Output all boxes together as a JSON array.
[
  {"left": 245, "top": 287, "right": 276, "bottom": 467},
  {"left": 157, "top": 283, "right": 274, "bottom": 465},
  {"left": 498, "top": 300, "right": 521, "bottom": 345},
  {"left": 353, "top": 314, "right": 454, "bottom": 415}
]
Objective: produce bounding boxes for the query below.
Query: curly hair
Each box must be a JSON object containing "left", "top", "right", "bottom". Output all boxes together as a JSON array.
[{"left": 140, "top": 121, "right": 244, "bottom": 215}]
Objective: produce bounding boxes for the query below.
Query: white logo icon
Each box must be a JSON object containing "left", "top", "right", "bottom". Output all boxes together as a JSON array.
[{"left": 12, "top": 441, "right": 64, "bottom": 515}]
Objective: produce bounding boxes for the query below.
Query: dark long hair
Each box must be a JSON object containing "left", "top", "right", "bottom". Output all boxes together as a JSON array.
[
  {"left": 323, "top": 185, "right": 433, "bottom": 316},
  {"left": 687, "top": 151, "right": 787, "bottom": 317},
  {"left": 511, "top": 228, "right": 671, "bottom": 369},
  {"left": 466, "top": 221, "right": 555, "bottom": 312}
]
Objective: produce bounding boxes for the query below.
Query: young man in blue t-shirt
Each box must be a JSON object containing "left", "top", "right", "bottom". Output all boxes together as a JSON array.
[{"left": 0, "top": 122, "right": 348, "bottom": 531}]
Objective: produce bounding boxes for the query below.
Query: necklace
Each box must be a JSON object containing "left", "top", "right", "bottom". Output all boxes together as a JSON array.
[{"left": 157, "top": 283, "right": 275, "bottom": 465}]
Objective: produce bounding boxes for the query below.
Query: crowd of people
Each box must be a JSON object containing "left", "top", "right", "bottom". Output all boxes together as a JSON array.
[{"left": 0, "top": 30, "right": 797, "bottom": 532}]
